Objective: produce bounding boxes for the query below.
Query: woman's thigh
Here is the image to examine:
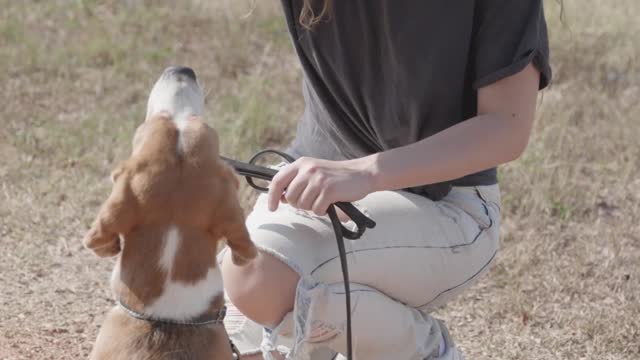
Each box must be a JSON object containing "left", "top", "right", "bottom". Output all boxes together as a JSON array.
[{"left": 239, "top": 185, "right": 501, "bottom": 312}]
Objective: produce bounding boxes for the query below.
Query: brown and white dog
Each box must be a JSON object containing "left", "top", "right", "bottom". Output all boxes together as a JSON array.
[{"left": 83, "top": 66, "right": 257, "bottom": 359}]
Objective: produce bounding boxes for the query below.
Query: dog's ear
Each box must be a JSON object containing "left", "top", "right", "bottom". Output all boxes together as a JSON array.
[
  {"left": 131, "top": 122, "right": 147, "bottom": 155},
  {"left": 83, "top": 167, "right": 137, "bottom": 258},
  {"left": 110, "top": 165, "right": 125, "bottom": 184}
]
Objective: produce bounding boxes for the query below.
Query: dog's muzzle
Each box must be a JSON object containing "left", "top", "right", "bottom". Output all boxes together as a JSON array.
[
  {"left": 164, "top": 66, "right": 197, "bottom": 81},
  {"left": 146, "top": 65, "right": 204, "bottom": 121}
]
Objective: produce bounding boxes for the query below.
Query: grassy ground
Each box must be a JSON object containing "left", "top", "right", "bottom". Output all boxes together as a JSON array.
[{"left": 0, "top": 1, "right": 637, "bottom": 359}]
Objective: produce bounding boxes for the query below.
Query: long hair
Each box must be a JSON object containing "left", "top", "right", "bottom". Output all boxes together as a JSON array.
[{"left": 299, "top": 0, "right": 333, "bottom": 29}]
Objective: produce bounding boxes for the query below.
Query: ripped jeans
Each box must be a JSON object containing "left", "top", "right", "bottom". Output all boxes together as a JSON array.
[{"left": 219, "top": 185, "right": 501, "bottom": 360}]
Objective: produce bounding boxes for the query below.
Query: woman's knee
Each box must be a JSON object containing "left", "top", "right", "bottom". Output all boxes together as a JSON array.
[{"left": 221, "top": 249, "right": 300, "bottom": 327}]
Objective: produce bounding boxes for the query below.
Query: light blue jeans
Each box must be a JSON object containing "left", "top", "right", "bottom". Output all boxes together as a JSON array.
[{"left": 220, "top": 185, "right": 501, "bottom": 360}]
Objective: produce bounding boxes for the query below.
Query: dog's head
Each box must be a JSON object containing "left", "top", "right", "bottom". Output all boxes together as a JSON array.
[
  {"left": 146, "top": 66, "right": 204, "bottom": 122},
  {"left": 133, "top": 66, "right": 207, "bottom": 156},
  {"left": 83, "top": 66, "right": 256, "bottom": 267}
]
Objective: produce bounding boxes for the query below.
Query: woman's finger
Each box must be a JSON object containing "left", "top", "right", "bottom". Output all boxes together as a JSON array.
[
  {"left": 268, "top": 165, "right": 298, "bottom": 211},
  {"left": 283, "top": 174, "right": 308, "bottom": 208},
  {"left": 311, "top": 192, "right": 331, "bottom": 216},
  {"left": 297, "top": 181, "right": 322, "bottom": 211}
]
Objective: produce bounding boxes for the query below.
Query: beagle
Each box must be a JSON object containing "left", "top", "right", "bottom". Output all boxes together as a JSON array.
[{"left": 83, "top": 66, "right": 257, "bottom": 359}]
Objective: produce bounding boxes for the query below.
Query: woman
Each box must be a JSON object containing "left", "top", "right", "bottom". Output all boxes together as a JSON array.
[{"left": 219, "top": 1, "right": 551, "bottom": 359}]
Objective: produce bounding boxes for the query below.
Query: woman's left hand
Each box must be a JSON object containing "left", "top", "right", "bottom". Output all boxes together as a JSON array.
[{"left": 267, "top": 156, "right": 376, "bottom": 216}]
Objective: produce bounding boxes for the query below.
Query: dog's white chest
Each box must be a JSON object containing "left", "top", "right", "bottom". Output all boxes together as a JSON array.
[{"left": 143, "top": 226, "right": 224, "bottom": 320}]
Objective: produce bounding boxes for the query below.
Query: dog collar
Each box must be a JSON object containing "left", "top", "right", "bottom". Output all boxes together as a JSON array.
[{"left": 116, "top": 299, "right": 227, "bottom": 327}]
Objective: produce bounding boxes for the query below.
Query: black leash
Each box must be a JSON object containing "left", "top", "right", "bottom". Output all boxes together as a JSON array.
[{"left": 222, "top": 150, "right": 376, "bottom": 360}]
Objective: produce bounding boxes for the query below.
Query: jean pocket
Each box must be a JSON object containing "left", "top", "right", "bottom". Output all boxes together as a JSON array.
[
  {"left": 474, "top": 186, "right": 501, "bottom": 230},
  {"left": 443, "top": 187, "right": 495, "bottom": 231}
]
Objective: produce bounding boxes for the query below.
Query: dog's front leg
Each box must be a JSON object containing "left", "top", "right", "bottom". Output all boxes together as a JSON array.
[
  {"left": 83, "top": 169, "right": 137, "bottom": 257},
  {"left": 219, "top": 202, "right": 258, "bottom": 266}
]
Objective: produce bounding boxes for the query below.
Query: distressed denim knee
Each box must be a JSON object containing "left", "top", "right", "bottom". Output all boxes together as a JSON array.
[{"left": 260, "top": 279, "right": 443, "bottom": 360}]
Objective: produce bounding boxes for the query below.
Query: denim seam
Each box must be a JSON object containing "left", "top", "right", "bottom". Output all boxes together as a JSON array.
[
  {"left": 475, "top": 186, "right": 501, "bottom": 216},
  {"left": 417, "top": 248, "right": 498, "bottom": 309},
  {"left": 488, "top": 200, "right": 502, "bottom": 212},
  {"left": 473, "top": 187, "right": 494, "bottom": 230},
  {"left": 310, "top": 225, "right": 488, "bottom": 276},
  {"left": 330, "top": 289, "right": 379, "bottom": 296},
  {"left": 474, "top": 187, "right": 488, "bottom": 203}
]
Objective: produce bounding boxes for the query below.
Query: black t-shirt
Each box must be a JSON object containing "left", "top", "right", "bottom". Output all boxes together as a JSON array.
[{"left": 281, "top": 0, "right": 552, "bottom": 200}]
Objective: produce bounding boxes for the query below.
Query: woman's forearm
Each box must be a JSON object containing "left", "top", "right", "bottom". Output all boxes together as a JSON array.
[{"left": 357, "top": 113, "right": 533, "bottom": 192}]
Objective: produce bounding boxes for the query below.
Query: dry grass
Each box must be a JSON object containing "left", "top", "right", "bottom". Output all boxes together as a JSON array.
[{"left": 0, "top": 1, "right": 637, "bottom": 359}]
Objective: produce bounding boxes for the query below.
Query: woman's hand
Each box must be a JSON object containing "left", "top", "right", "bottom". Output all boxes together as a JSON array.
[{"left": 267, "top": 156, "right": 377, "bottom": 216}]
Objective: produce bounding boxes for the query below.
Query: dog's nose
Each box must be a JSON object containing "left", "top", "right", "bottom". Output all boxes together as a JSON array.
[{"left": 164, "top": 66, "right": 197, "bottom": 81}]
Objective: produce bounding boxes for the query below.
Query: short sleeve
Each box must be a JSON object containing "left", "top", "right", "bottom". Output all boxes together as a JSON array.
[{"left": 472, "top": 0, "right": 552, "bottom": 90}]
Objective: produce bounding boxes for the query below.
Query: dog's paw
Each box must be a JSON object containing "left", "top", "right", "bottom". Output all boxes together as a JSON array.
[
  {"left": 231, "top": 245, "right": 258, "bottom": 266},
  {"left": 92, "top": 241, "right": 122, "bottom": 257},
  {"left": 83, "top": 232, "right": 122, "bottom": 258}
]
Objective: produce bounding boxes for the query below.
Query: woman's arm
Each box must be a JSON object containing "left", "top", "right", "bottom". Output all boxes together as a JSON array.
[
  {"left": 367, "top": 63, "right": 541, "bottom": 192},
  {"left": 267, "top": 63, "right": 541, "bottom": 214}
]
